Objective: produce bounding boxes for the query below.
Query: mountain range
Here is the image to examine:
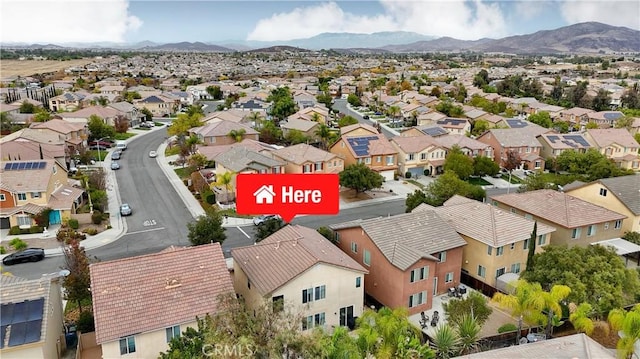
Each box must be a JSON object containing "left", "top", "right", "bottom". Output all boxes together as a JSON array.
[{"left": 2, "top": 22, "right": 638, "bottom": 54}]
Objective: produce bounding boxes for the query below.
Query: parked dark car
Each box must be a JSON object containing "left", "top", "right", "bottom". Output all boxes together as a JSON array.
[
  {"left": 89, "top": 145, "right": 109, "bottom": 151},
  {"left": 88, "top": 140, "right": 113, "bottom": 148},
  {"left": 2, "top": 248, "right": 45, "bottom": 265},
  {"left": 363, "top": 115, "right": 370, "bottom": 120}
]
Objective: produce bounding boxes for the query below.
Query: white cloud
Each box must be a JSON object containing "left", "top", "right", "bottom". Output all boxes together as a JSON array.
[
  {"left": 559, "top": 0, "right": 640, "bottom": 30},
  {"left": 513, "top": 1, "right": 546, "bottom": 20},
  {"left": 247, "top": 0, "right": 508, "bottom": 41},
  {"left": 1, "top": 0, "right": 142, "bottom": 43}
]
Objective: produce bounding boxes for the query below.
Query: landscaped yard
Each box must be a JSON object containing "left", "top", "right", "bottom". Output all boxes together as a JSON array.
[
  {"left": 113, "top": 132, "right": 136, "bottom": 141},
  {"left": 467, "top": 177, "right": 492, "bottom": 186},
  {"left": 501, "top": 174, "right": 522, "bottom": 184},
  {"left": 406, "top": 179, "right": 426, "bottom": 189},
  {"left": 174, "top": 167, "right": 192, "bottom": 179}
]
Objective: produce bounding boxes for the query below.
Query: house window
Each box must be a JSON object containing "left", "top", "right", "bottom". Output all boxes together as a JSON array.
[
  {"left": 365, "top": 157, "right": 371, "bottom": 164},
  {"left": 376, "top": 156, "right": 381, "bottom": 162},
  {"left": 351, "top": 242, "right": 358, "bottom": 253},
  {"left": 314, "top": 285, "right": 326, "bottom": 301},
  {"left": 302, "top": 316, "right": 313, "bottom": 330},
  {"left": 408, "top": 291, "right": 427, "bottom": 308},
  {"left": 604, "top": 222, "right": 610, "bottom": 230},
  {"left": 599, "top": 188, "right": 607, "bottom": 196},
  {"left": 314, "top": 313, "right": 326, "bottom": 327},
  {"left": 302, "top": 288, "right": 313, "bottom": 303},
  {"left": 119, "top": 336, "right": 136, "bottom": 355},
  {"left": 524, "top": 214, "right": 533, "bottom": 220},
  {"left": 487, "top": 246, "right": 493, "bottom": 256},
  {"left": 537, "top": 234, "right": 546, "bottom": 245},
  {"left": 386, "top": 156, "right": 394, "bottom": 165},
  {"left": 477, "top": 265, "right": 486, "bottom": 278},
  {"left": 445, "top": 272, "right": 454, "bottom": 283},
  {"left": 334, "top": 232, "right": 340, "bottom": 243},
  {"left": 614, "top": 220, "right": 622, "bottom": 229},
  {"left": 438, "top": 251, "right": 447, "bottom": 262},
  {"left": 511, "top": 263, "right": 521, "bottom": 274},
  {"left": 421, "top": 153, "right": 427, "bottom": 160},
  {"left": 496, "top": 246, "right": 504, "bottom": 256},
  {"left": 410, "top": 266, "right": 429, "bottom": 283},
  {"left": 303, "top": 164, "right": 312, "bottom": 173},
  {"left": 526, "top": 147, "right": 531, "bottom": 153},
  {"left": 587, "top": 225, "right": 596, "bottom": 236},
  {"left": 510, "top": 243, "right": 515, "bottom": 250},
  {"left": 247, "top": 280, "right": 251, "bottom": 289},
  {"left": 510, "top": 208, "right": 516, "bottom": 214},
  {"left": 356, "top": 277, "right": 361, "bottom": 288},
  {"left": 52, "top": 166, "right": 57, "bottom": 174},
  {"left": 17, "top": 215, "right": 30, "bottom": 227},
  {"left": 341, "top": 142, "right": 345, "bottom": 148},
  {"left": 272, "top": 166, "right": 280, "bottom": 174},
  {"left": 571, "top": 228, "right": 581, "bottom": 239},
  {"left": 31, "top": 192, "right": 41, "bottom": 199},
  {"left": 0, "top": 194, "right": 4, "bottom": 201},
  {"left": 272, "top": 295, "right": 284, "bottom": 312},
  {"left": 496, "top": 267, "right": 506, "bottom": 278},
  {"left": 523, "top": 238, "right": 529, "bottom": 250},
  {"left": 408, "top": 153, "right": 415, "bottom": 161},
  {"left": 17, "top": 193, "right": 26, "bottom": 201},
  {"left": 363, "top": 250, "right": 371, "bottom": 266},
  {"left": 165, "top": 325, "right": 180, "bottom": 343},
  {"left": 314, "top": 162, "right": 323, "bottom": 171}
]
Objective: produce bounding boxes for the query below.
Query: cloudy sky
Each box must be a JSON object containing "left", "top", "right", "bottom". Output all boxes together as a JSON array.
[{"left": 1, "top": 0, "right": 638, "bottom": 44}]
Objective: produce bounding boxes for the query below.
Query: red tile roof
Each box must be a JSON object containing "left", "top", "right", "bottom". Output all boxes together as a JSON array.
[{"left": 90, "top": 243, "right": 233, "bottom": 344}]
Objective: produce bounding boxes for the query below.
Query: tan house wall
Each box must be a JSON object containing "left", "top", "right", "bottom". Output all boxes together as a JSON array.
[
  {"left": 277, "top": 158, "right": 345, "bottom": 174},
  {"left": 0, "top": 344, "right": 45, "bottom": 359},
  {"left": 101, "top": 321, "right": 195, "bottom": 359},
  {"left": 44, "top": 280, "right": 65, "bottom": 359},
  {"left": 341, "top": 128, "right": 378, "bottom": 137},
  {"left": 392, "top": 144, "right": 446, "bottom": 176},
  {"left": 330, "top": 139, "right": 357, "bottom": 166},
  {"left": 493, "top": 202, "right": 625, "bottom": 247},
  {"left": 567, "top": 184, "right": 640, "bottom": 233},
  {"left": 201, "top": 134, "right": 259, "bottom": 146}
]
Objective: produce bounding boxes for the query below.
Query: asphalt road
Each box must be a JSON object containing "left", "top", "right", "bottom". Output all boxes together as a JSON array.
[
  {"left": 7, "top": 125, "right": 408, "bottom": 279},
  {"left": 333, "top": 99, "right": 396, "bottom": 139}
]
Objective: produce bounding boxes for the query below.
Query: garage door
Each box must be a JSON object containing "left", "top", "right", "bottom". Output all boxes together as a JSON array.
[
  {"left": 408, "top": 167, "right": 424, "bottom": 178},
  {"left": 379, "top": 170, "right": 395, "bottom": 181},
  {"left": 0, "top": 217, "right": 10, "bottom": 229}
]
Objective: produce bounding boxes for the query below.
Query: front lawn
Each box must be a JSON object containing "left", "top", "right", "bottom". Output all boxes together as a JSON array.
[
  {"left": 165, "top": 146, "right": 180, "bottom": 156},
  {"left": 406, "top": 179, "right": 425, "bottom": 189},
  {"left": 89, "top": 150, "right": 107, "bottom": 161},
  {"left": 501, "top": 174, "right": 522, "bottom": 184},
  {"left": 174, "top": 167, "right": 192, "bottom": 179},
  {"left": 467, "top": 177, "right": 492, "bottom": 186},
  {"left": 113, "top": 132, "right": 136, "bottom": 141}
]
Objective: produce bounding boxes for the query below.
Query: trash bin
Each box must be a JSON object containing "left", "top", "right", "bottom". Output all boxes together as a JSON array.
[{"left": 458, "top": 285, "right": 467, "bottom": 295}]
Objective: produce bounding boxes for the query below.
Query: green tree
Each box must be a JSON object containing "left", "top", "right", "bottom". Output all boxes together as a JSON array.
[
  {"left": 431, "top": 324, "right": 460, "bottom": 359},
  {"left": 167, "top": 113, "right": 203, "bottom": 136},
  {"left": 569, "top": 302, "right": 596, "bottom": 336},
  {"left": 470, "top": 119, "right": 490, "bottom": 137},
  {"left": 248, "top": 111, "right": 264, "bottom": 130},
  {"left": 19, "top": 101, "right": 36, "bottom": 113},
  {"left": 423, "top": 171, "right": 485, "bottom": 207},
  {"left": 615, "top": 116, "right": 636, "bottom": 130},
  {"left": 160, "top": 318, "right": 208, "bottom": 359},
  {"left": 526, "top": 222, "right": 537, "bottom": 272},
  {"left": 140, "top": 107, "right": 153, "bottom": 121},
  {"left": 284, "top": 129, "right": 308, "bottom": 145},
  {"left": 622, "top": 231, "right": 640, "bottom": 245},
  {"left": 259, "top": 120, "right": 282, "bottom": 144},
  {"left": 442, "top": 291, "right": 493, "bottom": 327},
  {"left": 123, "top": 91, "right": 141, "bottom": 103},
  {"left": 227, "top": 128, "right": 246, "bottom": 143},
  {"left": 339, "top": 163, "right": 384, "bottom": 195},
  {"left": 186, "top": 213, "right": 226, "bottom": 246},
  {"left": 338, "top": 115, "right": 359, "bottom": 127},
  {"left": 528, "top": 111, "right": 552, "bottom": 128},
  {"left": 608, "top": 304, "right": 640, "bottom": 359},
  {"left": 585, "top": 121, "right": 600, "bottom": 129},
  {"left": 473, "top": 69, "right": 489, "bottom": 88},
  {"left": 267, "top": 87, "right": 297, "bottom": 124},
  {"left": 87, "top": 114, "right": 115, "bottom": 140},
  {"left": 622, "top": 83, "right": 640, "bottom": 109},
  {"left": 405, "top": 189, "right": 428, "bottom": 213},
  {"left": 347, "top": 93, "right": 362, "bottom": 107},
  {"left": 444, "top": 146, "right": 474, "bottom": 180},
  {"left": 316, "top": 226, "right": 334, "bottom": 243},
  {"left": 206, "top": 85, "right": 223, "bottom": 100},
  {"left": 185, "top": 104, "right": 204, "bottom": 117},
  {"left": 315, "top": 124, "right": 333, "bottom": 150},
  {"left": 255, "top": 218, "right": 285, "bottom": 242},
  {"left": 33, "top": 109, "right": 50, "bottom": 122},
  {"left": 214, "top": 171, "right": 234, "bottom": 204},
  {"left": 456, "top": 315, "right": 481, "bottom": 355},
  {"left": 522, "top": 245, "right": 640, "bottom": 313},
  {"left": 592, "top": 89, "right": 612, "bottom": 111},
  {"left": 472, "top": 155, "right": 499, "bottom": 177},
  {"left": 436, "top": 99, "right": 464, "bottom": 117},
  {"left": 62, "top": 238, "right": 93, "bottom": 313},
  {"left": 187, "top": 153, "right": 208, "bottom": 170}
]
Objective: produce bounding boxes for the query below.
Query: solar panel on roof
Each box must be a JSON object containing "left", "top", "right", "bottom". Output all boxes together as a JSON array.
[
  {"left": 24, "top": 162, "right": 33, "bottom": 170},
  {"left": 547, "top": 135, "right": 559, "bottom": 143},
  {"left": 1, "top": 304, "right": 14, "bottom": 326},
  {"left": 565, "top": 135, "right": 590, "bottom": 147},
  {"left": 26, "top": 298, "right": 44, "bottom": 321},
  {"left": 604, "top": 112, "right": 622, "bottom": 120},
  {"left": 3, "top": 163, "right": 10, "bottom": 170},
  {"left": 11, "top": 301, "right": 27, "bottom": 323},
  {"left": 10, "top": 163, "right": 19, "bottom": 170},
  {"left": 0, "top": 298, "right": 45, "bottom": 347},
  {"left": 561, "top": 140, "right": 578, "bottom": 148},
  {"left": 23, "top": 320, "right": 42, "bottom": 344},
  {"left": 0, "top": 325, "right": 6, "bottom": 349}
]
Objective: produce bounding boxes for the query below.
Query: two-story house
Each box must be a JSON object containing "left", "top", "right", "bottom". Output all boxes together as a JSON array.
[
  {"left": 280, "top": 119, "right": 320, "bottom": 141},
  {"left": 231, "top": 225, "right": 367, "bottom": 331},
  {"left": 584, "top": 129, "right": 640, "bottom": 171},
  {"left": 436, "top": 118, "right": 472, "bottom": 135},
  {"left": 271, "top": 143, "right": 344, "bottom": 174},
  {"left": 587, "top": 111, "right": 625, "bottom": 127},
  {"left": 330, "top": 210, "right": 467, "bottom": 315},
  {"left": 330, "top": 133, "right": 398, "bottom": 180},
  {"left": 558, "top": 107, "right": 595, "bottom": 126},
  {"left": 134, "top": 94, "right": 179, "bottom": 117},
  {"left": 0, "top": 275, "right": 66, "bottom": 359},
  {"left": 415, "top": 196, "right": 555, "bottom": 291},
  {"left": 536, "top": 133, "right": 592, "bottom": 159},
  {"left": 565, "top": 175, "right": 640, "bottom": 233},
  {"left": 90, "top": 243, "right": 234, "bottom": 359},
  {"left": 490, "top": 189, "right": 627, "bottom": 247},
  {"left": 477, "top": 128, "right": 546, "bottom": 170},
  {"left": 0, "top": 160, "right": 84, "bottom": 229},
  {"left": 49, "top": 92, "right": 87, "bottom": 112},
  {"left": 30, "top": 119, "right": 88, "bottom": 157},
  {"left": 390, "top": 135, "right": 446, "bottom": 177},
  {"left": 287, "top": 106, "right": 330, "bottom": 124},
  {"left": 435, "top": 134, "right": 494, "bottom": 159},
  {"left": 189, "top": 120, "right": 259, "bottom": 146}
]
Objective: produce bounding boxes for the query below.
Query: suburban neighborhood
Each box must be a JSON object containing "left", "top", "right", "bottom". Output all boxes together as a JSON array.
[{"left": 1, "top": 15, "right": 640, "bottom": 359}]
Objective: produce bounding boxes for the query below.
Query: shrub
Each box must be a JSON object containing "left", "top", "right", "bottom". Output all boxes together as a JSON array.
[
  {"left": 82, "top": 228, "right": 98, "bottom": 235},
  {"left": 9, "top": 238, "right": 27, "bottom": 251},
  {"left": 317, "top": 227, "right": 335, "bottom": 243},
  {"left": 498, "top": 323, "right": 518, "bottom": 333},
  {"left": 76, "top": 311, "right": 95, "bottom": 333},
  {"left": 405, "top": 171, "right": 412, "bottom": 178},
  {"left": 0, "top": 246, "right": 5, "bottom": 254},
  {"left": 205, "top": 192, "right": 216, "bottom": 205},
  {"left": 91, "top": 211, "right": 102, "bottom": 225},
  {"left": 68, "top": 219, "right": 79, "bottom": 230},
  {"left": 424, "top": 169, "right": 431, "bottom": 176},
  {"left": 8, "top": 226, "right": 21, "bottom": 235},
  {"left": 29, "top": 226, "right": 43, "bottom": 234}
]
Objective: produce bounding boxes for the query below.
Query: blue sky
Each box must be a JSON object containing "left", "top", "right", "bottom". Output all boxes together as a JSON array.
[{"left": 1, "top": 0, "right": 639, "bottom": 44}]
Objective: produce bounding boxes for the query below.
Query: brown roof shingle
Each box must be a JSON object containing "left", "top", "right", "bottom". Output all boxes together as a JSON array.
[
  {"left": 90, "top": 243, "right": 233, "bottom": 344},
  {"left": 231, "top": 225, "right": 367, "bottom": 295},
  {"left": 271, "top": 143, "right": 338, "bottom": 164}
]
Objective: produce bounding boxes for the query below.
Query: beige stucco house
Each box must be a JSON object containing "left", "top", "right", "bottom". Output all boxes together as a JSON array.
[
  {"left": 90, "top": 243, "right": 234, "bottom": 359},
  {"left": 584, "top": 129, "right": 640, "bottom": 171},
  {"left": 271, "top": 143, "right": 344, "bottom": 174},
  {"left": 390, "top": 135, "right": 446, "bottom": 177},
  {"left": 231, "top": 225, "right": 367, "bottom": 331},
  {"left": 490, "top": 189, "right": 627, "bottom": 247}
]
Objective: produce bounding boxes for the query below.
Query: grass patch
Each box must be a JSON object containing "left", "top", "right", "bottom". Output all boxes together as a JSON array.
[
  {"left": 136, "top": 126, "right": 152, "bottom": 131},
  {"left": 153, "top": 122, "right": 164, "bottom": 127},
  {"left": 174, "top": 167, "right": 193, "bottom": 179},
  {"left": 165, "top": 146, "right": 180, "bottom": 156},
  {"left": 113, "top": 132, "right": 136, "bottom": 141},
  {"left": 218, "top": 208, "right": 252, "bottom": 219},
  {"left": 406, "top": 179, "right": 426, "bottom": 189},
  {"left": 89, "top": 150, "right": 107, "bottom": 161},
  {"left": 501, "top": 174, "right": 522, "bottom": 184},
  {"left": 467, "top": 177, "right": 491, "bottom": 186}
]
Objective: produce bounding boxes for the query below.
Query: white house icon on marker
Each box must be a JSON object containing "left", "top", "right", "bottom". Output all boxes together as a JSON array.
[{"left": 253, "top": 185, "right": 276, "bottom": 204}]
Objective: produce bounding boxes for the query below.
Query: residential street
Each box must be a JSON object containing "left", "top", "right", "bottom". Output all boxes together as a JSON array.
[{"left": 333, "top": 99, "right": 397, "bottom": 138}]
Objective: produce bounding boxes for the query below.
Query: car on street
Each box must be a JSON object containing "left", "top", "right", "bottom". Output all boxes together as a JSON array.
[
  {"left": 253, "top": 214, "right": 281, "bottom": 226},
  {"left": 111, "top": 161, "right": 120, "bottom": 170},
  {"left": 139, "top": 121, "right": 155, "bottom": 128},
  {"left": 89, "top": 145, "right": 109, "bottom": 151},
  {"left": 2, "top": 248, "right": 45, "bottom": 265},
  {"left": 120, "top": 203, "right": 132, "bottom": 216},
  {"left": 111, "top": 151, "right": 122, "bottom": 160},
  {"left": 363, "top": 115, "right": 370, "bottom": 120},
  {"left": 149, "top": 150, "right": 157, "bottom": 158}
]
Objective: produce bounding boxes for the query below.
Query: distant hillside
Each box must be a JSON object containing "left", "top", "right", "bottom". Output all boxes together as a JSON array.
[
  {"left": 246, "top": 46, "right": 311, "bottom": 53},
  {"left": 145, "top": 41, "right": 234, "bottom": 52},
  {"left": 385, "top": 22, "right": 640, "bottom": 54}
]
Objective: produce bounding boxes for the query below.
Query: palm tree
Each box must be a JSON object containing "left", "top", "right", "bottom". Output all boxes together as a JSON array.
[
  {"left": 456, "top": 315, "right": 481, "bottom": 355},
  {"left": 388, "top": 105, "right": 401, "bottom": 122},
  {"left": 213, "top": 171, "right": 234, "bottom": 204},
  {"left": 185, "top": 134, "right": 200, "bottom": 155},
  {"left": 248, "top": 111, "right": 263, "bottom": 130},
  {"left": 569, "top": 302, "right": 596, "bottom": 336},
  {"left": 227, "top": 128, "right": 246, "bottom": 143},
  {"left": 310, "top": 112, "right": 323, "bottom": 123},
  {"left": 431, "top": 324, "right": 460, "bottom": 359},
  {"left": 315, "top": 124, "right": 332, "bottom": 150},
  {"left": 608, "top": 304, "right": 640, "bottom": 359}
]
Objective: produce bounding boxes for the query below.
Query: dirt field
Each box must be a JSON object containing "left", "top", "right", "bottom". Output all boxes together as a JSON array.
[{"left": 0, "top": 59, "right": 93, "bottom": 78}]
